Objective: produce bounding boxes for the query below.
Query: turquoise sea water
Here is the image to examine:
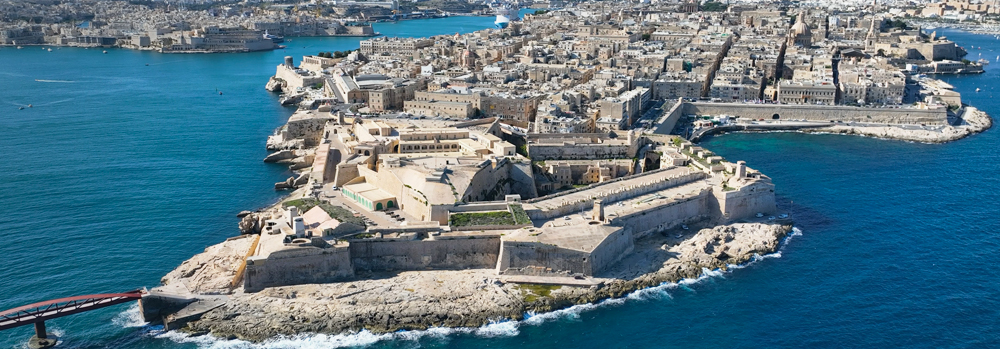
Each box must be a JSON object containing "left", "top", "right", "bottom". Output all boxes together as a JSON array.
[{"left": 2, "top": 20, "right": 999, "bottom": 348}]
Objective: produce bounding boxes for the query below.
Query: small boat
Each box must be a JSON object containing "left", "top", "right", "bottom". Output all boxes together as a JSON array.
[
  {"left": 145, "top": 63, "right": 149, "bottom": 66},
  {"left": 46, "top": 48, "right": 51, "bottom": 52},
  {"left": 16, "top": 46, "right": 22, "bottom": 49},
  {"left": 977, "top": 88, "right": 982, "bottom": 92},
  {"left": 778, "top": 213, "right": 789, "bottom": 219},
  {"left": 18, "top": 107, "right": 24, "bottom": 110},
  {"left": 681, "top": 224, "right": 689, "bottom": 230},
  {"left": 102, "top": 50, "right": 107, "bottom": 54},
  {"left": 219, "top": 91, "right": 223, "bottom": 95},
  {"left": 27, "top": 104, "right": 32, "bottom": 108}
]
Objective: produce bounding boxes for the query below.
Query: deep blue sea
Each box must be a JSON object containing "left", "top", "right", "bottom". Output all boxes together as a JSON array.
[{"left": 1, "top": 19, "right": 999, "bottom": 348}]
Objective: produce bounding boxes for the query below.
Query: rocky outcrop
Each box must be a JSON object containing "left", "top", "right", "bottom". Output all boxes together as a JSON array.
[
  {"left": 160, "top": 236, "right": 254, "bottom": 295},
  {"left": 265, "top": 77, "right": 286, "bottom": 93},
  {"left": 170, "top": 223, "right": 792, "bottom": 341},
  {"left": 263, "top": 150, "right": 297, "bottom": 163},
  {"left": 238, "top": 213, "right": 263, "bottom": 235},
  {"left": 274, "top": 177, "right": 295, "bottom": 190}
]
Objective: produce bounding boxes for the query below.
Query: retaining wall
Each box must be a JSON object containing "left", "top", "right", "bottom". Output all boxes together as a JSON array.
[
  {"left": 350, "top": 236, "right": 501, "bottom": 271},
  {"left": 244, "top": 245, "right": 354, "bottom": 292},
  {"left": 684, "top": 102, "right": 948, "bottom": 125}
]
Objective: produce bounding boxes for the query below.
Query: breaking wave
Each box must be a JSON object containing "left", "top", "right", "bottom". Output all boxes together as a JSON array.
[{"left": 143, "top": 227, "right": 803, "bottom": 348}]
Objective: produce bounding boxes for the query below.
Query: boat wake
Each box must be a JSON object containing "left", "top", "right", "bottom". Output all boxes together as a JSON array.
[
  {"left": 34, "top": 79, "right": 75, "bottom": 83},
  {"left": 135, "top": 227, "right": 803, "bottom": 348}
]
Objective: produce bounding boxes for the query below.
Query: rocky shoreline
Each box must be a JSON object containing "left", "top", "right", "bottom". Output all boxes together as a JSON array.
[
  {"left": 161, "top": 222, "right": 792, "bottom": 341},
  {"left": 802, "top": 107, "right": 993, "bottom": 143},
  {"left": 700, "top": 107, "right": 992, "bottom": 144}
]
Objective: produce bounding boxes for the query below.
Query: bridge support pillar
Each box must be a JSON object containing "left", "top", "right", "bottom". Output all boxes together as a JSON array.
[{"left": 27, "top": 321, "right": 57, "bottom": 349}]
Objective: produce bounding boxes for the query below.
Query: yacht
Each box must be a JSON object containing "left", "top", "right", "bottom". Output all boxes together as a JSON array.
[{"left": 263, "top": 30, "right": 284, "bottom": 44}]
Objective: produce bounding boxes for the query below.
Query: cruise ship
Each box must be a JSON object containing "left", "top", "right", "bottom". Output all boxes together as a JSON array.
[{"left": 493, "top": 4, "right": 519, "bottom": 28}]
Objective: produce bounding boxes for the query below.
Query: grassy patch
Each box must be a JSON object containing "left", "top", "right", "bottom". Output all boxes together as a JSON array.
[
  {"left": 449, "top": 211, "right": 515, "bottom": 227},
  {"left": 517, "top": 284, "right": 562, "bottom": 303},
  {"left": 509, "top": 204, "right": 532, "bottom": 225},
  {"left": 283, "top": 198, "right": 366, "bottom": 227}
]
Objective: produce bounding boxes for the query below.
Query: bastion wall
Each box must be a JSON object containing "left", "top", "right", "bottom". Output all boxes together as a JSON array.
[
  {"left": 244, "top": 245, "right": 354, "bottom": 292},
  {"left": 610, "top": 189, "right": 712, "bottom": 239},
  {"left": 350, "top": 236, "right": 501, "bottom": 272},
  {"left": 684, "top": 103, "right": 948, "bottom": 125},
  {"left": 714, "top": 180, "right": 778, "bottom": 222},
  {"left": 525, "top": 171, "right": 707, "bottom": 220}
]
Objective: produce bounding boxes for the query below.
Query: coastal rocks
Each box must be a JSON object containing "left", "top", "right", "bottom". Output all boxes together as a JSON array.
[
  {"left": 160, "top": 236, "right": 254, "bottom": 295},
  {"left": 238, "top": 213, "right": 263, "bottom": 235},
  {"left": 169, "top": 223, "right": 792, "bottom": 341},
  {"left": 279, "top": 93, "right": 305, "bottom": 106},
  {"left": 274, "top": 177, "right": 295, "bottom": 190},
  {"left": 263, "top": 150, "right": 296, "bottom": 163},
  {"left": 274, "top": 173, "right": 310, "bottom": 190},
  {"left": 806, "top": 107, "right": 992, "bottom": 143},
  {"left": 264, "top": 77, "right": 286, "bottom": 93}
]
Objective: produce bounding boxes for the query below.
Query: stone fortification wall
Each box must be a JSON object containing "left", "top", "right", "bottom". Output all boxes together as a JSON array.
[
  {"left": 586, "top": 228, "right": 634, "bottom": 276},
  {"left": 525, "top": 171, "right": 707, "bottom": 220},
  {"left": 496, "top": 241, "right": 592, "bottom": 276},
  {"left": 244, "top": 245, "right": 353, "bottom": 292},
  {"left": 509, "top": 162, "right": 539, "bottom": 199},
  {"left": 528, "top": 142, "right": 633, "bottom": 161},
  {"left": 610, "top": 189, "right": 712, "bottom": 239},
  {"left": 654, "top": 98, "right": 686, "bottom": 135},
  {"left": 333, "top": 162, "right": 360, "bottom": 187},
  {"left": 274, "top": 65, "right": 325, "bottom": 90},
  {"left": 350, "top": 236, "right": 501, "bottom": 272},
  {"left": 684, "top": 103, "right": 948, "bottom": 125},
  {"left": 463, "top": 160, "right": 514, "bottom": 202},
  {"left": 496, "top": 227, "right": 632, "bottom": 277},
  {"left": 286, "top": 116, "right": 334, "bottom": 147},
  {"left": 714, "top": 180, "right": 777, "bottom": 222}
]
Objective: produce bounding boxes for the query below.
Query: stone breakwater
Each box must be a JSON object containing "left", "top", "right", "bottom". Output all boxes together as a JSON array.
[
  {"left": 803, "top": 107, "right": 993, "bottom": 143},
  {"left": 162, "top": 223, "right": 792, "bottom": 341}
]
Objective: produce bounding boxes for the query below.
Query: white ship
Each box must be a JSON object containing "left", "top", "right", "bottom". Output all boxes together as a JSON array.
[
  {"left": 495, "top": 14, "right": 511, "bottom": 28},
  {"left": 493, "top": 3, "right": 520, "bottom": 29}
]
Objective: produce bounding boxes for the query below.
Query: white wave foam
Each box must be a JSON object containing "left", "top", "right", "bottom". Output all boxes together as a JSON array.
[
  {"left": 113, "top": 303, "right": 148, "bottom": 328},
  {"left": 473, "top": 320, "right": 520, "bottom": 338},
  {"left": 153, "top": 228, "right": 806, "bottom": 348},
  {"left": 34, "top": 79, "right": 75, "bottom": 83}
]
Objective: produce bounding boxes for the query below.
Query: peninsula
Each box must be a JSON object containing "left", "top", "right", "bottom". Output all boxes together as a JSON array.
[{"left": 140, "top": 1, "right": 991, "bottom": 343}]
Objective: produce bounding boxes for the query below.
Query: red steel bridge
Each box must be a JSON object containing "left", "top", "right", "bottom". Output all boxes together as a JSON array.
[{"left": 0, "top": 290, "right": 145, "bottom": 348}]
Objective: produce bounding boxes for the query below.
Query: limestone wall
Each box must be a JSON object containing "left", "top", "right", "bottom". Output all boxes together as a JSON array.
[
  {"left": 350, "top": 236, "right": 501, "bottom": 271},
  {"left": 274, "top": 65, "right": 325, "bottom": 90},
  {"left": 463, "top": 160, "right": 514, "bottom": 202},
  {"left": 714, "top": 180, "right": 777, "bottom": 222},
  {"left": 654, "top": 98, "right": 686, "bottom": 135},
  {"left": 509, "top": 162, "right": 539, "bottom": 199},
  {"left": 244, "top": 245, "right": 354, "bottom": 292},
  {"left": 527, "top": 140, "right": 636, "bottom": 161},
  {"left": 496, "top": 241, "right": 592, "bottom": 276},
  {"left": 610, "top": 189, "right": 711, "bottom": 238},
  {"left": 286, "top": 116, "right": 334, "bottom": 147},
  {"left": 526, "top": 171, "right": 707, "bottom": 220},
  {"left": 587, "top": 227, "right": 634, "bottom": 276},
  {"left": 684, "top": 102, "right": 948, "bottom": 125}
]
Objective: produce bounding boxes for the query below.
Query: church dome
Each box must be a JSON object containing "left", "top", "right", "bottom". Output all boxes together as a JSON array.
[{"left": 792, "top": 13, "right": 811, "bottom": 36}]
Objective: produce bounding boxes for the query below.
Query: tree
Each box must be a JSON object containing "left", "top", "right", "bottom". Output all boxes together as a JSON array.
[{"left": 641, "top": 33, "right": 651, "bottom": 41}]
